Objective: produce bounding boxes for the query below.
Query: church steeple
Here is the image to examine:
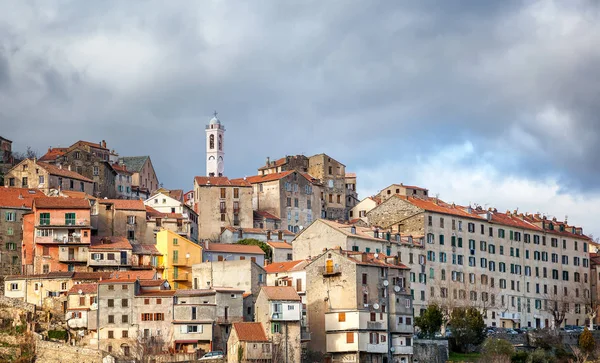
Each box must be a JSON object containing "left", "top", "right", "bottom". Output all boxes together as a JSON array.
[{"left": 206, "top": 111, "right": 225, "bottom": 177}]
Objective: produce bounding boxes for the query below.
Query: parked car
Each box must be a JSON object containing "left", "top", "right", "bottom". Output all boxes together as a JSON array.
[{"left": 199, "top": 351, "right": 225, "bottom": 360}]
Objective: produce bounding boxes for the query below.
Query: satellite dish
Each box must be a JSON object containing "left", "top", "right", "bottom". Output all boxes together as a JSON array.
[
  {"left": 373, "top": 303, "right": 380, "bottom": 310},
  {"left": 374, "top": 253, "right": 379, "bottom": 258},
  {"left": 383, "top": 280, "right": 389, "bottom": 287},
  {"left": 90, "top": 303, "right": 98, "bottom": 310},
  {"left": 394, "top": 286, "right": 401, "bottom": 293},
  {"left": 78, "top": 289, "right": 83, "bottom": 295}
]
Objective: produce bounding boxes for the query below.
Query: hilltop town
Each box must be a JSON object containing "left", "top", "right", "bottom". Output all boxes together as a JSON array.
[{"left": 0, "top": 114, "right": 598, "bottom": 363}]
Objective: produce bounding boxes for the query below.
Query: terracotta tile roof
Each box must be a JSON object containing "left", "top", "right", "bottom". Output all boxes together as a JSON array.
[
  {"left": 131, "top": 243, "right": 161, "bottom": 255},
  {"left": 267, "top": 241, "right": 292, "bottom": 249},
  {"left": 264, "top": 260, "right": 308, "bottom": 273},
  {"left": 99, "top": 199, "right": 145, "bottom": 211},
  {"left": 168, "top": 189, "right": 184, "bottom": 201},
  {"left": 6, "top": 271, "right": 74, "bottom": 280},
  {"left": 60, "top": 190, "right": 96, "bottom": 200},
  {"left": 34, "top": 197, "right": 90, "bottom": 209},
  {"left": 90, "top": 236, "right": 133, "bottom": 250},
  {"left": 111, "top": 163, "right": 132, "bottom": 174},
  {"left": 37, "top": 162, "right": 94, "bottom": 182},
  {"left": 194, "top": 176, "right": 251, "bottom": 187},
  {"left": 243, "top": 292, "right": 252, "bottom": 298},
  {"left": 317, "top": 219, "right": 392, "bottom": 242},
  {"left": 145, "top": 205, "right": 164, "bottom": 218},
  {"left": 138, "top": 290, "right": 176, "bottom": 296},
  {"left": 258, "top": 157, "right": 287, "bottom": 170},
  {"left": 223, "top": 226, "right": 295, "bottom": 236},
  {"left": 138, "top": 279, "right": 167, "bottom": 287},
  {"left": 397, "top": 196, "right": 483, "bottom": 220},
  {"left": 74, "top": 140, "right": 108, "bottom": 150},
  {"left": 206, "top": 243, "right": 265, "bottom": 255},
  {"left": 39, "top": 147, "right": 67, "bottom": 162},
  {"left": 245, "top": 171, "right": 294, "bottom": 184},
  {"left": 68, "top": 283, "right": 97, "bottom": 295},
  {"left": 340, "top": 250, "right": 409, "bottom": 269},
  {"left": 233, "top": 322, "right": 269, "bottom": 342},
  {"left": 72, "top": 272, "right": 113, "bottom": 281},
  {"left": 175, "top": 287, "right": 245, "bottom": 296},
  {"left": 0, "top": 188, "right": 42, "bottom": 209},
  {"left": 260, "top": 286, "right": 301, "bottom": 301},
  {"left": 348, "top": 218, "right": 361, "bottom": 224},
  {"left": 345, "top": 172, "right": 356, "bottom": 178},
  {"left": 118, "top": 156, "right": 149, "bottom": 173},
  {"left": 99, "top": 279, "right": 137, "bottom": 284},
  {"left": 254, "top": 210, "right": 281, "bottom": 221},
  {"left": 111, "top": 270, "right": 156, "bottom": 280}
]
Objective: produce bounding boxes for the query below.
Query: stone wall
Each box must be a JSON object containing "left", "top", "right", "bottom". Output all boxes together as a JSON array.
[
  {"left": 413, "top": 339, "right": 448, "bottom": 363},
  {"left": 366, "top": 196, "right": 424, "bottom": 233},
  {"left": 0, "top": 295, "right": 36, "bottom": 313},
  {"left": 36, "top": 339, "right": 102, "bottom": 363}
]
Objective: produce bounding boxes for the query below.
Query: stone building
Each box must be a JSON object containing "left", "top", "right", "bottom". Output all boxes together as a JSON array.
[
  {"left": 22, "top": 197, "right": 92, "bottom": 275},
  {"left": 66, "top": 283, "right": 98, "bottom": 332},
  {"left": 267, "top": 241, "right": 293, "bottom": 263},
  {"left": 96, "top": 199, "right": 148, "bottom": 243},
  {"left": 377, "top": 183, "right": 429, "bottom": 203},
  {"left": 255, "top": 286, "right": 302, "bottom": 363},
  {"left": 366, "top": 194, "right": 593, "bottom": 328},
  {"left": 193, "top": 177, "right": 253, "bottom": 241},
  {"left": 220, "top": 227, "right": 295, "bottom": 244},
  {"left": 133, "top": 281, "right": 176, "bottom": 353},
  {"left": 305, "top": 249, "right": 413, "bottom": 363},
  {"left": 246, "top": 170, "right": 321, "bottom": 233},
  {"left": 118, "top": 156, "right": 159, "bottom": 195},
  {"left": 173, "top": 287, "right": 244, "bottom": 353},
  {"left": 5, "top": 271, "right": 76, "bottom": 315},
  {"left": 4, "top": 158, "right": 95, "bottom": 195},
  {"left": 0, "top": 188, "right": 42, "bottom": 286},
  {"left": 192, "top": 260, "right": 267, "bottom": 322},
  {"left": 0, "top": 136, "right": 13, "bottom": 186},
  {"left": 345, "top": 173, "right": 359, "bottom": 219},
  {"left": 349, "top": 196, "right": 381, "bottom": 224},
  {"left": 258, "top": 155, "right": 310, "bottom": 176},
  {"left": 253, "top": 210, "right": 281, "bottom": 230},
  {"left": 111, "top": 162, "right": 133, "bottom": 199},
  {"left": 590, "top": 253, "right": 600, "bottom": 327},
  {"left": 145, "top": 190, "right": 198, "bottom": 242},
  {"left": 88, "top": 236, "right": 133, "bottom": 271},
  {"left": 227, "top": 322, "right": 272, "bottom": 363}
]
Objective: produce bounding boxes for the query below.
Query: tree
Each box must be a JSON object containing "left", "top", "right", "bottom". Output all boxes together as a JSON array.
[
  {"left": 236, "top": 238, "right": 272, "bottom": 261},
  {"left": 11, "top": 147, "right": 38, "bottom": 164},
  {"left": 448, "top": 307, "right": 486, "bottom": 352},
  {"left": 481, "top": 338, "right": 514, "bottom": 363},
  {"left": 578, "top": 327, "right": 595, "bottom": 354},
  {"left": 415, "top": 304, "right": 443, "bottom": 338},
  {"left": 527, "top": 348, "right": 556, "bottom": 363}
]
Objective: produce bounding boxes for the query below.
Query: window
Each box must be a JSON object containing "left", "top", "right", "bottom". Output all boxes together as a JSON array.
[
  {"left": 122, "top": 330, "right": 128, "bottom": 338},
  {"left": 108, "top": 331, "right": 114, "bottom": 339},
  {"left": 362, "top": 273, "right": 367, "bottom": 285},
  {"left": 154, "top": 313, "right": 164, "bottom": 321},
  {"left": 338, "top": 312, "right": 346, "bottom": 322},
  {"left": 65, "top": 213, "right": 76, "bottom": 225},
  {"left": 122, "top": 299, "right": 129, "bottom": 307},
  {"left": 5, "top": 242, "right": 16, "bottom": 251},
  {"left": 93, "top": 166, "right": 99, "bottom": 176},
  {"left": 43, "top": 264, "right": 49, "bottom": 273},
  {"left": 346, "top": 332, "right": 354, "bottom": 343},
  {"left": 271, "top": 322, "right": 280, "bottom": 333},
  {"left": 127, "top": 215, "right": 136, "bottom": 225},
  {"left": 39, "top": 213, "right": 50, "bottom": 225},
  {"left": 108, "top": 315, "right": 115, "bottom": 324},
  {"left": 440, "top": 218, "right": 444, "bottom": 228},
  {"left": 122, "top": 315, "right": 128, "bottom": 323}
]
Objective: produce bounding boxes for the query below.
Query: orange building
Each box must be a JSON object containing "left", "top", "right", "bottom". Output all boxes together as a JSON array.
[{"left": 22, "top": 197, "right": 92, "bottom": 275}]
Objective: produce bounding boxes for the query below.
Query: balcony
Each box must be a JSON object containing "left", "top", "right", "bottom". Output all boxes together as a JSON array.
[
  {"left": 499, "top": 312, "right": 521, "bottom": 321},
  {"left": 171, "top": 259, "right": 188, "bottom": 266},
  {"left": 89, "top": 256, "right": 131, "bottom": 267},
  {"left": 36, "top": 235, "right": 86, "bottom": 244},
  {"left": 58, "top": 247, "right": 87, "bottom": 263},
  {"left": 173, "top": 272, "right": 189, "bottom": 281},
  {"left": 391, "top": 345, "right": 413, "bottom": 355},
  {"left": 391, "top": 324, "right": 413, "bottom": 334},
  {"left": 320, "top": 265, "right": 342, "bottom": 277},
  {"left": 367, "top": 321, "right": 385, "bottom": 330},
  {"left": 325, "top": 311, "right": 388, "bottom": 332}
]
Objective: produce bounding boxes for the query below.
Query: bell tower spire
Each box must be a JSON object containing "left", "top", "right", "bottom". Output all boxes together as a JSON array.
[{"left": 206, "top": 111, "right": 225, "bottom": 177}]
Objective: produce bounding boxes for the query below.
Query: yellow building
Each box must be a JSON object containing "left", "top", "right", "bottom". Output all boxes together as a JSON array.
[{"left": 155, "top": 229, "right": 202, "bottom": 289}]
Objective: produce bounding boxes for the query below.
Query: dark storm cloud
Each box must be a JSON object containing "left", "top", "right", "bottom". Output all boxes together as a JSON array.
[{"left": 0, "top": 0, "right": 599, "bottom": 194}]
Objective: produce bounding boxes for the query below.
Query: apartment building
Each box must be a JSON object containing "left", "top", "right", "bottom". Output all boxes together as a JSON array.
[
  {"left": 227, "top": 322, "right": 272, "bottom": 363},
  {"left": 0, "top": 188, "right": 42, "bottom": 284},
  {"left": 145, "top": 191, "right": 199, "bottom": 242},
  {"left": 173, "top": 288, "right": 244, "bottom": 353},
  {"left": 130, "top": 243, "right": 160, "bottom": 270},
  {"left": 112, "top": 162, "right": 133, "bottom": 199},
  {"left": 5, "top": 271, "right": 75, "bottom": 314},
  {"left": 4, "top": 159, "right": 95, "bottom": 195},
  {"left": 118, "top": 156, "right": 159, "bottom": 195},
  {"left": 192, "top": 260, "right": 267, "bottom": 322},
  {"left": 255, "top": 286, "right": 302, "bottom": 363},
  {"left": 0, "top": 136, "right": 13, "bottom": 186},
  {"left": 268, "top": 241, "right": 293, "bottom": 263},
  {"left": 305, "top": 249, "right": 413, "bottom": 363},
  {"left": 193, "top": 177, "right": 253, "bottom": 241},
  {"left": 253, "top": 210, "right": 281, "bottom": 230},
  {"left": 134, "top": 282, "right": 176, "bottom": 354},
  {"left": 345, "top": 173, "right": 359, "bottom": 219},
  {"left": 155, "top": 230, "right": 202, "bottom": 289},
  {"left": 203, "top": 243, "right": 266, "bottom": 266},
  {"left": 367, "top": 195, "right": 593, "bottom": 329},
  {"left": 220, "top": 227, "right": 294, "bottom": 244},
  {"left": 349, "top": 196, "right": 381, "bottom": 224},
  {"left": 377, "top": 183, "right": 429, "bottom": 203},
  {"left": 98, "top": 278, "right": 139, "bottom": 357},
  {"left": 246, "top": 170, "right": 321, "bottom": 233},
  {"left": 590, "top": 253, "right": 600, "bottom": 327},
  {"left": 96, "top": 199, "right": 148, "bottom": 243},
  {"left": 66, "top": 283, "right": 98, "bottom": 332},
  {"left": 88, "top": 236, "right": 133, "bottom": 271},
  {"left": 22, "top": 197, "right": 92, "bottom": 275}
]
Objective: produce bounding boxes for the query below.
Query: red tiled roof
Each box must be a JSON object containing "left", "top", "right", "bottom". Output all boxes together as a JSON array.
[
  {"left": 111, "top": 270, "right": 156, "bottom": 280},
  {"left": 37, "top": 162, "right": 94, "bottom": 182},
  {"left": 68, "top": 283, "right": 97, "bottom": 295},
  {"left": 72, "top": 272, "right": 113, "bottom": 281},
  {"left": 34, "top": 197, "right": 90, "bottom": 209},
  {"left": 131, "top": 243, "right": 161, "bottom": 255},
  {"left": 243, "top": 292, "right": 252, "bottom": 298},
  {"left": 254, "top": 210, "right": 281, "bottom": 221},
  {"left": 111, "top": 163, "right": 132, "bottom": 174},
  {"left": 233, "top": 322, "right": 269, "bottom": 342},
  {"left": 206, "top": 243, "right": 265, "bottom": 255},
  {"left": 194, "top": 176, "right": 251, "bottom": 187},
  {"left": 138, "top": 290, "right": 176, "bottom": 296},
  {"left": 267, "top": 241, "right": 292, "bottom": 249},
  {"left": 139, "top": 279, "right": 166, "bottom": 287},
  {"left": 39, "top": 148, "right": 67, "bottom": 162},
  {"left": 341, "top": 250, "right": 409, "bottom": 269},
  {"left": 169, "top": 189, "right": 184, "bottom": 201},
  {"left": 61, "top": 190, "right": 96, "bottom": 200},
  {"left": 99, "top": 199, "right": 145, "bottom": 211},
  {"left": 74, "top": 140, "right": 108, "bottom": 150},
  {"left": 258, "top": 157, "right": 287, "bottom": 171},
  {"left": 260, "top": 286, "right": 301, "bottom": 301},
  {"left": 223, "top": 226, "right": 295, "bottom": 236},
  {"left": 245, "top": 171, "right": 294, "bottom": 184},
  {"left": 90, "top": 236, "right": 132, "bottom": 250},
  {"left": 345, "top": 172, "right": 356, "bottom": 178},
  {"left": 264, "top": 260, "right": 308, "bottom": 273},
  {"left": 0, "top": 188, "right": 42, "bottom": 209},
  {"left": 398, "top": 196, "right": 483, "bottom": 220}
]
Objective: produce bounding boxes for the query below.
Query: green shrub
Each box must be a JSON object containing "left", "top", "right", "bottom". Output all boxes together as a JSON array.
[
  {"left": 526, "top": 348, "right": 555, "bottom": 363},
  {"left": 511, "top": 351, "right": 528, "bottom": 362},
  {"left": 47, "top": 330, "right": 67, "bottom": 341},
  {"left": 15, "top": 325, "right": 26, "bottom": 334}
]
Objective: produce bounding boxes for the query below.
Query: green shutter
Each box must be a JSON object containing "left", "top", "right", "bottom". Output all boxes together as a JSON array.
[
  {"left": 451, "top": 236, "right": 456, "bottom": 246},
  {"left": 439, "top": 235, "right": 444, "bottom": 245},
  {"left": 510, "top": 231, "right": 514, "bottom": 240},
  {"left": 458, "top": 238, "right": 463, "bottom": 247}
]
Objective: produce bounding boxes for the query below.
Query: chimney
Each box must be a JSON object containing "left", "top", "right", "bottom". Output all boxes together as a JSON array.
[
  {"left": 67, "top": 165, "right": 71, "bottom": 171},
  {"left": 58, "top": 164, "right": 62, "bottom": 169},
  {"left": 362, "top": 254, "right": 368, "bottom": 262},
  {"left": 102, "top": 140, "right": 107, "bottom": 149},
  {"left": 266, "top": 157, "right": 270, "bottom": 165},
  {"left": 48, "top": 147, "right": 52, "bottom": 152}
]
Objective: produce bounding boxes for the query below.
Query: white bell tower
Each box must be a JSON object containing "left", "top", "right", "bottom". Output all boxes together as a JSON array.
[{"left": 206, "top": 111, "right": 225, "bottom": 177}]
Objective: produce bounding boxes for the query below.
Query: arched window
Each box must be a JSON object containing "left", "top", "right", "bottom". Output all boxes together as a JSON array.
[
  {"left": 218, "top": 134, "right": 222, "bottom": 150},
  {"left": 209, "top": 134, "right": 215, "bottom": 149}
]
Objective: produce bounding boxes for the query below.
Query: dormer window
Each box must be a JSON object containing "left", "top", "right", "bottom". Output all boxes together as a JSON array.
[{"left": 351, "top": 226, "right": 356, "bottom": 234}]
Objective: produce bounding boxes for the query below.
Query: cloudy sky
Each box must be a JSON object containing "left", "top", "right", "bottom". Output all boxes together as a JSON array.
[{"left": 1, "top": 1, "right": 600, "bottom": 236}]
